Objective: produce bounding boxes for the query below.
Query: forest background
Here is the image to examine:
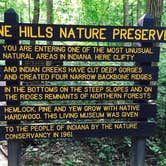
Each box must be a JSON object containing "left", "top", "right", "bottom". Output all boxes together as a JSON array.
[{"left": 0, "top": 0, "right": 165, "bottom": 166}]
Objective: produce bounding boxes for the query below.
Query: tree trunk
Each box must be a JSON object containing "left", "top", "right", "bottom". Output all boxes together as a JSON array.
[
  {"left": 29, "top": 0, "right": 31, "bottom": 23},
  {"left": 130, "top": 3, "right": 134, "bottom": 26},
  {"left": 123, "top": 0, "right": 129, "bottom": 47},
  {"left": 24, "top": 0, "right": 41, "bottom": 84},
  {"left": 31, "top": 0, "right": 40, "bottom": 45},
  {"left": 32, "top": 0, "right": 40, "bottom": 23},
  {"left": 123, "top": 0, "right": 129, "bottom": 26},
  {"left": 47, "top": 0, "right": 53, "bottom": 45},
  {"left": 137, "top": 0, "right": 141, "bottom": 21},
  {"left": 46, "top": 0, "right": 53, "bottom": 66},
  {"left": 146, "top": 0, "right": 163, "bottom": 26},
  {"left": 145, "top": 0, "right": 163, "bottom": 79},
  {"left": 146, "top": 0, "right": 163, "bottom": 47}
]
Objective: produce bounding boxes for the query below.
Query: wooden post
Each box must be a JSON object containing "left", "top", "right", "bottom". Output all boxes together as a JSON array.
[
  {"left": 4, "top": 8, "right": 21, "bottom": 166},
  {"left": 131, "top": 14, "right": 154, "bottom": 166}
]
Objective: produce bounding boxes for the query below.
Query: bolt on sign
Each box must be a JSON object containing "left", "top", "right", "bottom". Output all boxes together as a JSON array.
[{"left": 0, "top": 14, "right": 162, "bottom": 140}]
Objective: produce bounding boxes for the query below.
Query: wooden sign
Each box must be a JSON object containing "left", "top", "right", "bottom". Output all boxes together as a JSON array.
[
  {"left": 0, "top": 12, "right": 160, "bottom": 142},
  {"left": 0, "top": 104, "right": 156, "bottom": 121},
  {"left": 0, "top": 66, "right": 158, "bottom": 81},
  {"left": 0, "top": 122, "right": 155, "bottom": 140},
  {"left": 0, "top": 86, "right": 157, "bottom": 101},
  {"left": 0, "top": 23, "right": 166, "bottom": 42},
  {"left": 0, "top": 45, "right": 160, "bottom": 62}
]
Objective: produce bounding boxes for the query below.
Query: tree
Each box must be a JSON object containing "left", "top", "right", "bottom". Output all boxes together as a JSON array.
[
  {"left": 46, "top": 0, "right": 53, "bottom": 66},
  {"left": 31, "top": 0, "right": 40, "bottom": 45},
  {"left": 146, "top": 0, "right": 163, "bottom": 26},
  {"left": 123, "top": 0, "right": 129, "bottom": 47},
  {"left": 47, "top": 0, "right": 53, "bottom": 45},
  {"left": 29, "top": 0, "right": 31, "bottom": 23},
  {"left": 137, "top": 0, "right": 141, "bottom": 21},
  {"left": 24, "top": 0, "right": 42, "bottom": 79},
  {"left": 123, "top": 0, "right": 129, "bottom": 26},
  {"left": 32, "top": 0, "right": 40, "bottom": 24}
]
